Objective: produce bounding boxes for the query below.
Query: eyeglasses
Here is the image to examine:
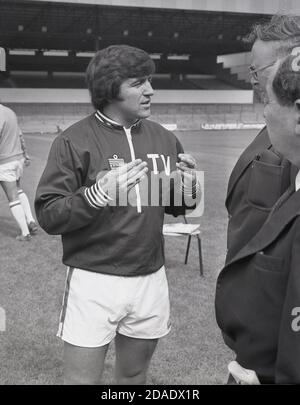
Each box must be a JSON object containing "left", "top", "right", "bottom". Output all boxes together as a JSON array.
[{"left": 249, "top": 61, "right": 276, "bottom": 81}]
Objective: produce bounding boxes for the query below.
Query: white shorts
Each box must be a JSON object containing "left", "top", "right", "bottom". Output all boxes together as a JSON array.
[
  {"left": 57, "top": 266, "right": 171, "bottom": 347},
  {"left": 0, "top": 159, "right": 24, "bottom": 182}
]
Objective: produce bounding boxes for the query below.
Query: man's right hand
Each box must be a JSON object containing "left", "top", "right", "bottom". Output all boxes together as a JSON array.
[{"left": 97, "top": 159, "right": 148, "bottom": 202}]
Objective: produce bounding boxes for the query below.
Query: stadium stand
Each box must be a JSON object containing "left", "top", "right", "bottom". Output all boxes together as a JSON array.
[{"left": 0, "top": 0, "right": 277, "bottom": 131}]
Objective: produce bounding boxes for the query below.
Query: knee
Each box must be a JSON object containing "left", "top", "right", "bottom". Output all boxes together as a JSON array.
[
  {"left": 2, "top": 181, "right": 18, "bottom": 202},
  {"left": 116, "top": 368, "right": 147, "bottom": 385}
]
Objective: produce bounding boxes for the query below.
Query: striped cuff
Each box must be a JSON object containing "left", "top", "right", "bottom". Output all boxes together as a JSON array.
[
  {"left": 180, "top": 179, "right": 200, "bottom": 198},
  {"left": 85, "top": 181, "right": 113, "bottom": 209}
]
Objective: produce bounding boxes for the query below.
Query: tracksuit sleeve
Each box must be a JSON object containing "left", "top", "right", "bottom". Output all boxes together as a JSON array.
[
  {"left": 165, "top": 137, "right": 201, "bottom": 217},
  {"left": 275, "top": 226, "right": 300, "bottom": 384},
  {"left": 165, "top": 137, "right": 186, "bottom": 216},
  {"left": 35, "top": 135, "right": 101, "bottom": 235}
]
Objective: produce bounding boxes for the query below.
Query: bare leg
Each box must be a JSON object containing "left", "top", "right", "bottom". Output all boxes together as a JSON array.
[
  {"left": 1, "top": 180, "right": 19, "bottom": 202},
  {"left": 0, "top": 180, "right": 30, "bottom": 236},
  {"left": 64, "top": 342, "right": 109, "bottom": 385},
  {"left": 16, "top": 179, "right": 36, "bottom": 228},
  {"left": 115, "top": 333, "right": 158, "bottom": 385}
]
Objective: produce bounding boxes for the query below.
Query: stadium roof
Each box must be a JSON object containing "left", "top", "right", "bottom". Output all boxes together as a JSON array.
[
  {"left": 0, "top": 0, "right": 270, "bottom": 83},
  {"left": 30, "top": 0, "right": 300, "bottom": 15},
  {"left": 1, "top": 1, "right": 270, "bottom": 55}
]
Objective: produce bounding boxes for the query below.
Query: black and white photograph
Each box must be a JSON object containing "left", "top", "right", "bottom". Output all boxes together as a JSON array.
[{"left": 1, "top": 0, "right": 300, "bottom": 389}]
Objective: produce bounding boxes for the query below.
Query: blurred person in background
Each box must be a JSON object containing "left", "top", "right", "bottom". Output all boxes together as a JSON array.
[{"left": 0, "top": 104, "right": 37, "bottom": 241}]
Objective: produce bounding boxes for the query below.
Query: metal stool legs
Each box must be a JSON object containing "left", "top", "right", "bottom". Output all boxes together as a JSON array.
[
  {"left": 184, "top": 235, "right": 192, "bottom": 264},
  {"left": 196, "top": 234, "right": 204, "bottom": 276},
  {"left": 184, "top": 234, "right": 204, "bottom": 276}
]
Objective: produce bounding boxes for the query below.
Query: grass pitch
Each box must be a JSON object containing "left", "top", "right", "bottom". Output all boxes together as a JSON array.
[{"left": 0, "top": 129, "right": 257, "bottom": 385}]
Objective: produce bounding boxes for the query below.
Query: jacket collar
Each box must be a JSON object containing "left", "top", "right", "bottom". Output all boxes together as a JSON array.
[{"left": 95, "top": 110, "right": 140, "bottom": 130}]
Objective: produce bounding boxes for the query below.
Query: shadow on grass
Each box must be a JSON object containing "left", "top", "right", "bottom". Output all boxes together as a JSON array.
[
  {"left": 0, "top": 216, "right": 19, "bottom": 238},
  {"left": 165, "top": 258, "right": 198, "bottom": 274}
]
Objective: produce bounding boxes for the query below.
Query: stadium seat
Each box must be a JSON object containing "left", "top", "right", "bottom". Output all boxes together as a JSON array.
[{"left": 163, "top": 216, "right": 203, "bottom": 276}]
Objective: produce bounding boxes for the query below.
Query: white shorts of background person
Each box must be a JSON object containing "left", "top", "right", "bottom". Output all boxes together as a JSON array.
[{"left": 0, "top": 158, "right": 24, "bottom": 182}]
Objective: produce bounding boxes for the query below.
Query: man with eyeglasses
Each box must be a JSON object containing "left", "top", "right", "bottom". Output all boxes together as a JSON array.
[
  {"left": 249, "top": 61, "right": 276, "bottom": 85},
  {"left": 216, "top": 14, "right": 300, "bottom": 384},
  {"left": 225, "top": 14, "right": 300, "bottom": 264},
  {"left": 216, "top": 46, "right": 300, "bottom": 386}
]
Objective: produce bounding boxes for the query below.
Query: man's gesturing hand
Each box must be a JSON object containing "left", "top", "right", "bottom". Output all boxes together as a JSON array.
[
  {"left": 175, "top": 153, "right": 201, "bottom": 201},
  {"left": 176, "top": 153, "right": 197, "bottom": 182},
  {"left": 97, "top": 159, "right": 148, "bottom": 202}
]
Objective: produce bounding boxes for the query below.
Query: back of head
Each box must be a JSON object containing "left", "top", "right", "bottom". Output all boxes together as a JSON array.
[
  {"left": 272, "top": 50, "right": 300, "bottom": 106},
  {"left": 86, "top": 45, "right": 155, "bottom": 111},
  {"left": 246, "top": 14, "right": 300, "bottom": 57}
]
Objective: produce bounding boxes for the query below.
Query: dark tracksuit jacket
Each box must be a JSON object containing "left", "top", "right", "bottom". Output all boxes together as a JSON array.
[
  {"left": 35, "top": 113, "right": 190, "bottom": 277},
  {"left": 216, "top": 188, "right": 300, "bottom": 384}
]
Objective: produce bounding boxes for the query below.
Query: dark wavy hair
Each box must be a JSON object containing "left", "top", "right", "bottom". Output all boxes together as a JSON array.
[
  {"left": 272, "top": 52, "right": 300, "bottom": 106},
  {"left": 86, "top": 45, "right": 155, "bottom": 110},
  {"left": 245, "top": 14, "right": 300, "bottom": 57}
]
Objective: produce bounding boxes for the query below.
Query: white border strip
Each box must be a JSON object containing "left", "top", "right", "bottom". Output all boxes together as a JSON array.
[{"left": 0, "top": 89, "right": 253, "bottom": 104}]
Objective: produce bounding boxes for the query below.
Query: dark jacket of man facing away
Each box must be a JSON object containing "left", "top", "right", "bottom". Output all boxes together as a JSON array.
[{"left": 217, "top": 189, "right": 300, "bottom": 384}]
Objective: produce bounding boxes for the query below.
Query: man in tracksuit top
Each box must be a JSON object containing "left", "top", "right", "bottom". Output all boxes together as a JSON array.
[
  {"left": 216, "top": 51, "right": 300, "bottom": 384},
  {"left": 35, "top": 45, "right": 200, "bottom": 385}
]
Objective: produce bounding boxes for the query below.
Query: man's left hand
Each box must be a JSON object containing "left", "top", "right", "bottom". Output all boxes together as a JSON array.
[{"left": 176, "top": 153, "right": 197, "bottom": 181}]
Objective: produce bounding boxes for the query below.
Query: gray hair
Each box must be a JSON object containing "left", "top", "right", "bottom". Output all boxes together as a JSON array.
[
  {"left": 272, "top": 53, "right": 300, "bottom": 107},
  {"left": 245, "top": 14, "right": 300, "bottom": 56}
]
